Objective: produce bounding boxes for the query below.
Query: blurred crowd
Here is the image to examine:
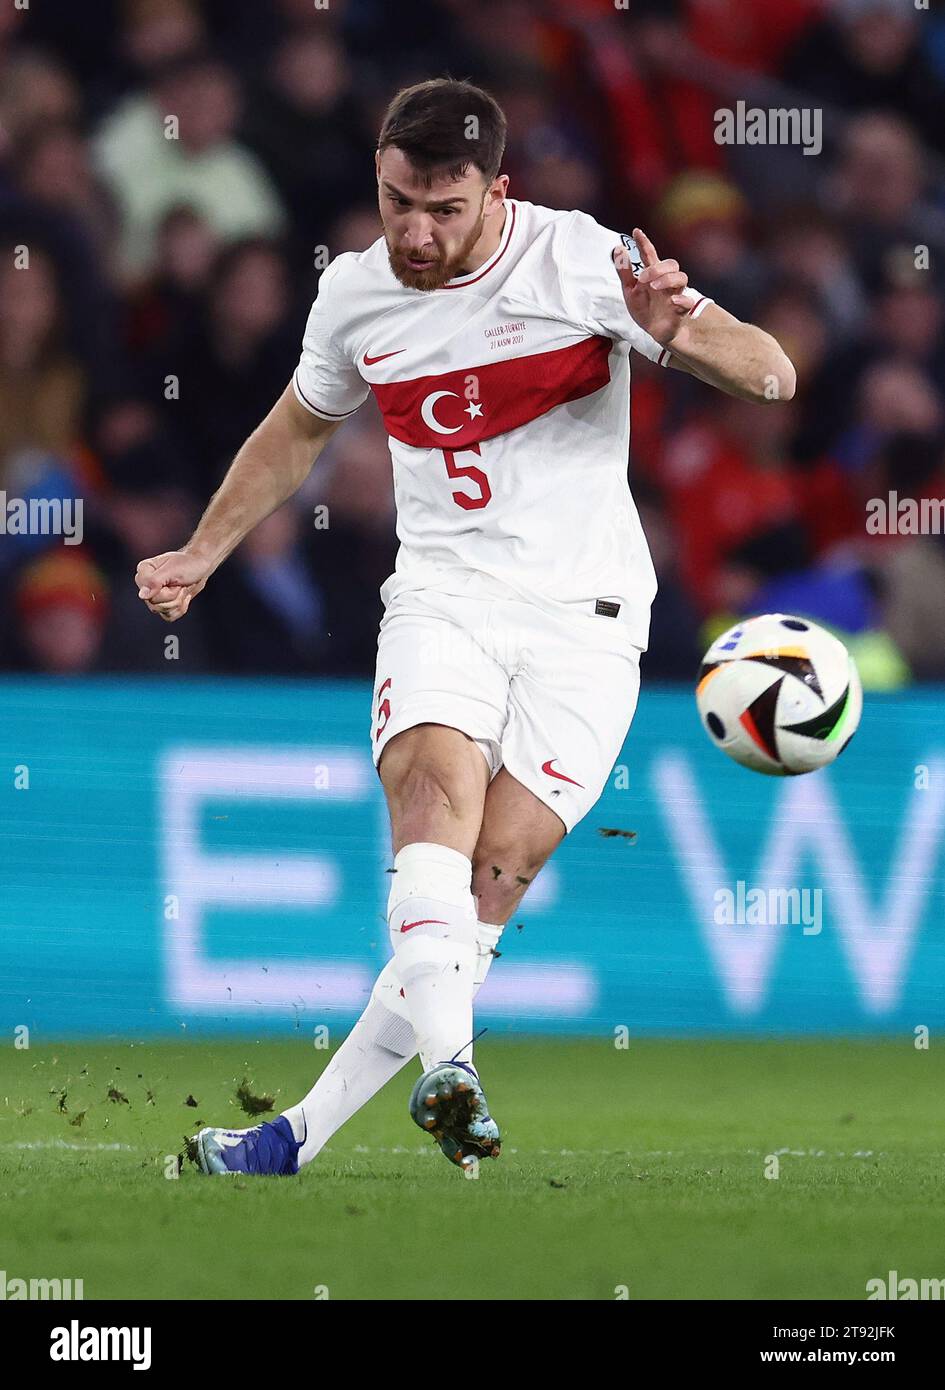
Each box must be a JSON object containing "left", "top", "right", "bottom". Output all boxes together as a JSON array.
[{"left": 1, "top": 0, "right": 944, "bottom": 684}]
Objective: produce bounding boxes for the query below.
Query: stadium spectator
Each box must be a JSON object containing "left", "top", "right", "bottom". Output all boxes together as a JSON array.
[
  {"left": 125, "top": 206, "right": 221, "bottom": 360},
  {"left": 9, "top": 549, "right": 109, "bottom": 675},
  {"left": 0, "top": 49, "right": 80, "bottom": 159},
  {"left": 0, "top": 248, "right": 86, "bottom": 481},
  {"left": 13, "top": 121, "right": 118, "bottom": 267},
  {"left": 784, "top": 0, "right": 945, "bottom": 156},
  {"left": 152, "top": 237, "right": 301, "bottom": 491},
  {"left": 327, "top": 204, "right": 384, "bottom": 257},
  {"left": 239, "top": 28, "right": 376, "bottom": 258},
  {"left": 762, "top": 206, "right": 867, "bottom": 345},
  {"left": 825, "top": 113, "right": 945, "bottom": 284},
  {"left": 76, "top": 394, "right": 214, "bottom": 672},
  {"left": 661, "top": 394, "right": 803, "bottom": 617},
  {"left": 197, "top": 506, "right": 334, "bottom": 676},
  {"left": 93, "top": 51, "right": 286, "bottom": 282},
  {"left": 654, "top": 172, "right": 764, "bottom": 326}
]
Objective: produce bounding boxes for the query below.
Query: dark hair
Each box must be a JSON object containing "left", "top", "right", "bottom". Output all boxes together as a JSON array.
[{"left": 377, "top": 78, "right": 507, "bottom": 185}]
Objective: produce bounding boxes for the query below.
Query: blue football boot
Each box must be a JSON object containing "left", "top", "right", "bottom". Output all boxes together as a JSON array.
[{"left": 192, "top": 1115, "right": 303, "bottom": 1176}]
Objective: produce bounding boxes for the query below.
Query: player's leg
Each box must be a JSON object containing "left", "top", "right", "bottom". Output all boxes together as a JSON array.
[
  {"left": 286, "top": 608, "right": 508, "bottom": 1172},
  {"left": 281, "top": 759, "right": 534, "bottom": 1171},
  {"left": 281, "top": 911, "right": 505, "bottom": 1169},
  {"left": 471, "top": 766, "right": 567, "bottom": 926},
  {"left": 379, "top": 723, "right": 503, "bottom": 1167},
  {"left": 192, "top": 725, "right": 496, "bottom": 1178},
  {"left": 379, "top": 721, "right": 489, "bottom": 1070},
  {"left": 380, "top": 721, "right": 488, "bottom": 855},
  {"left": 365, "top": 597, "right": 508, "bottom": 1120},
  {"left": 401, "top": 760, "right": 568, "bottom": 1168},
  {"left": 399, "top": 611, "right": 641, "bottom": 1178},
  {"left": 201, "top": 914, "right": 503, "bottom": 1178}
]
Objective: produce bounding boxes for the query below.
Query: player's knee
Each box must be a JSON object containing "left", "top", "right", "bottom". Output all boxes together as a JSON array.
[{"left": 383, "top": 757, "right": 465, "bottom": 826}]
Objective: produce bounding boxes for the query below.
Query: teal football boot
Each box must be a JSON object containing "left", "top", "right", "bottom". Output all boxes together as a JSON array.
[{"left": 409, "top": 1061, "right": 501, "bottom": 1170}]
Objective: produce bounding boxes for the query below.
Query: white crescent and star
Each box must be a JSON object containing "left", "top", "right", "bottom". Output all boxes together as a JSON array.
[{"left": 419, "top": 392, "right": 485, "bottom": 433}]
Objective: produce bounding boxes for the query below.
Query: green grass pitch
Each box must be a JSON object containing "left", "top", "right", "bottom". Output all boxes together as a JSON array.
[{"left": 1, "top": 1038, "right": 941, "bottom": 1301}]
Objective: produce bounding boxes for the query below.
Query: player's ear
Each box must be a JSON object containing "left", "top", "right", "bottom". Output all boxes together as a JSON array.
[
  {"left": 486, "top": 173, "right": 508, "bottom": 213},
  {"left": 374, "top": 149, "right": 382, "bottom": 182}
]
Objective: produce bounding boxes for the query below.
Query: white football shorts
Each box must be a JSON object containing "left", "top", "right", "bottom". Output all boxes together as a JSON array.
[{"left": 370, "top": 587, "right": 642, "bottom": 832}]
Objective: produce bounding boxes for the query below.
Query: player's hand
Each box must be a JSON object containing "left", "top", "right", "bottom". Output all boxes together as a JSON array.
[
  {"left": 135, "top": 549, "right": 211, "bottom": 622},
  {"left": 613, "top": 227, "right": 690, "bottom": 347}
]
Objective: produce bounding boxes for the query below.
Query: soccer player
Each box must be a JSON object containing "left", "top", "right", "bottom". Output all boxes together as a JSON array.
[{"left": 136, "top": 79, "right": 795, "bottom": 1176}]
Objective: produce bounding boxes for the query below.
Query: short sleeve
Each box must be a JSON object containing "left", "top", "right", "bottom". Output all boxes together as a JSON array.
[
  {"left": 558, "top": 212, "right": 713, "bottom": 367},
  {"left": 292, "top": 256, "right": 370, "bottom": 420}
]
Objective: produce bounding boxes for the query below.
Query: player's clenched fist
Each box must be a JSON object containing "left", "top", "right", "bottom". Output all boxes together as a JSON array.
[
  {"left": 135, "top": 549, "right": 211, "bottom": 622},
  {"left": 613, "top": 226, "right": 691, "bottom": 348}
]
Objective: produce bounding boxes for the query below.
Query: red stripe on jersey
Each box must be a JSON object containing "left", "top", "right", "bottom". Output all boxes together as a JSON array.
[{"left": 369, "top": 335, "right": 614, "bottom": 449}]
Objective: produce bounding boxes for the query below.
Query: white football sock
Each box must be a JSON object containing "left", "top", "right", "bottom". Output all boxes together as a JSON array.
[
  {"left": 284, "top": 920, "right": 503, "bottom": 1167},
  {"left": 387, "top": 841, "right": 479, "bottom": 1071}
]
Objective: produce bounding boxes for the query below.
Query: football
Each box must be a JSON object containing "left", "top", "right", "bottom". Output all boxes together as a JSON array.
[{"left": 696, "top": 614, "right": 863, "bottom": 775}]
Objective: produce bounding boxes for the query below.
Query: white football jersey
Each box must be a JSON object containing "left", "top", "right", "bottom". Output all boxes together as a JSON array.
[{"left": 293, "top": 198, "right": 710, "bottom": 649}]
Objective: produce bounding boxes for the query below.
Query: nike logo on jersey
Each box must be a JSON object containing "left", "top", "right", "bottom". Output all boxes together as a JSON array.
[
  {"left": 541, "top": 759, "right": 584, "bottom": 788},
  {"left": 398, "top": 918, "right": 448, "bottom": 933},
  {"left": 363, "top": 349, "right": 406, "bottom": 366}
]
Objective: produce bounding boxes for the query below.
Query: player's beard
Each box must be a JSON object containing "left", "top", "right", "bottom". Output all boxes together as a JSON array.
[{"left": 387, "top": 208, "right": 486, "bottom": 291}]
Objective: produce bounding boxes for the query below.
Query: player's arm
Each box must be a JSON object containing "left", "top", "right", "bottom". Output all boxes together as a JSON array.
[
  {"left": 614, "top": 228, "right": 796, "bottom": 404},
  {"left": 135, "top": 385, "right": 343, "bottom": 622},
  {"left": 663, "top": 301, "right": 796, "bottom": 403}
]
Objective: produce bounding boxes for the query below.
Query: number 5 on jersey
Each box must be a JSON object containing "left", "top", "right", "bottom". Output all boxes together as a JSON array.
[{"left": 443, "top": 444, "right": 491, "bottom": 510}]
